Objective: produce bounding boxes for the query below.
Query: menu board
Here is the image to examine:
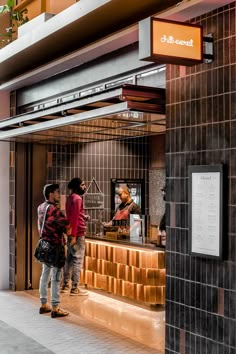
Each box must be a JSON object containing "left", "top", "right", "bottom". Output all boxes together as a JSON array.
[
  {"left": 83, "top": 193, "right": 104, "bottom": 209},
  {"left": 188, "top": 165, "right": 223, "bottom": 259},
  {"left": 83, "top": 177, "right": 104, "bottom": 210}
]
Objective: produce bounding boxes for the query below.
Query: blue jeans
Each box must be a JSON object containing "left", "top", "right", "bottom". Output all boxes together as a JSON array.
[
  {"left": 63, "top": 236, "right": 85, "bottom": 289},
  {"left": 39, "top": 263, "right": 62, "bottom": 307}
]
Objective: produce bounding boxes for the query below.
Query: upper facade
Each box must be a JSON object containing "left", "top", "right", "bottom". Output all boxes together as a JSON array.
[{"left": 0, "top": 0, "right": 231, "bottom": 90}]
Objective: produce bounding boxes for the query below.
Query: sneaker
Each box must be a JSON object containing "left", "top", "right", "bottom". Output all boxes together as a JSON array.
[
  {"left": 39, "top": 304, "right": 51, "bottom": 314},
  {"left": 60, "top": 285, "right": 70, "bottom": 293},
  {"left": 51, "top": 308, "right": 69, "bottom": 318},
  {"left": 70, "top": 288, "right": 88, "bottom": 296}
]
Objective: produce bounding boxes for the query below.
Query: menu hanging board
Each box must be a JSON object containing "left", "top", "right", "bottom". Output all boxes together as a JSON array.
[
  {"left": 83, "top": 177, "right": 104, "bottom": 210},
  {"left": 139, "top": 17, "right": 203, "bottom": 66},
  {"left": 83, "top": 193, "right": 104, "bottom": 209},
  {"left": 188, "top": 165, "right": 224, "bottom": 259}
]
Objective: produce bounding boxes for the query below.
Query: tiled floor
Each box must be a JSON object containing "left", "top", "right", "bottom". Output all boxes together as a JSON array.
[
  {"left": 61, "top": 288, "right": 165, "bottom": 351},
  {"left": 0, "top": 289, "right": 165, "bottom": 354}
]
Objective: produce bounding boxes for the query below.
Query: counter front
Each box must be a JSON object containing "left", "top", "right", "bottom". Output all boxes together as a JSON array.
[{"left": 80, "top": 239, "right": 165, "bottom": 305}]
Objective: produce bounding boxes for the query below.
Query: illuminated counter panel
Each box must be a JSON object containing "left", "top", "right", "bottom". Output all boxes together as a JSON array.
[{"left": 80, "top": 239, "right": 165, "bottom": 305}]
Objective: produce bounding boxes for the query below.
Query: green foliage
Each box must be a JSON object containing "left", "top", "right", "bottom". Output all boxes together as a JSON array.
[{"left": 0, "top": 0, "right": 29, "bottom": 45}]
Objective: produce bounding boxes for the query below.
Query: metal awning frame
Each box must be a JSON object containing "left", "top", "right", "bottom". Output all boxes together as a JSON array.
[
  {"left": 0, "top": 83, "right": 166, "bottom": 143},
  {"left": 0, "top": 102, "right": 165, "bottom": 141},
  {"left": 0, "top": 102, "right": 129, "bottom": 139},
  {"left": 0, "top": 87, "right": 124, "bottom": 129}
]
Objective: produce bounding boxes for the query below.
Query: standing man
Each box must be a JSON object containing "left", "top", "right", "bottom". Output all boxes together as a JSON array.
[
  {"left": 103, "top": 186, "right": 141, "bottom": 225},
  {"left": 37, "top": 183, "right": 70, "bottom": 318},
  {"left": 61, "top": 178, "right": 89, "bottom": 296},
  {"left": 158, "top": 185, "right": 166, "bottom": 246},
  {"left": 113, "top": 186, "right": 141, "bottom": 221}
]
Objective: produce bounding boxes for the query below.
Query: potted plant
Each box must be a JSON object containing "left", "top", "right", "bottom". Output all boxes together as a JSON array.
[{"left": 0, "top": 0, "right": 28, "bottom": 45}]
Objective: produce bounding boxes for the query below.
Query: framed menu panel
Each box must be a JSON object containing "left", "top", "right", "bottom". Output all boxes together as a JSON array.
[{"left": 188, "top": 165, "right": 224, "bottom": 259}]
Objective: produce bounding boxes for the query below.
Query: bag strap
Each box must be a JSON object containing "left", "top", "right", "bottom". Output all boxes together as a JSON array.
[{"left": 40, "top": 203, "right": 50, "bottom": 238}]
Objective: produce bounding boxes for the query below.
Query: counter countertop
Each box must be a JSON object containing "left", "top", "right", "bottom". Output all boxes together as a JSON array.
[{"left": 85, "top": 236, "right": 165, "bottom": 251}]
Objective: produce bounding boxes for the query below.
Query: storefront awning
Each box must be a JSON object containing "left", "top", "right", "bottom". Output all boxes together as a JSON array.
[{"left": 0, "top": 84, "right": 165, "bottom": 144}]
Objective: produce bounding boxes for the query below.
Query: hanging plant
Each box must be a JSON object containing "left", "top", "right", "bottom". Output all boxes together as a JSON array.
[{"left": 0, "top": 0, "right": 29, "bottom": 45}]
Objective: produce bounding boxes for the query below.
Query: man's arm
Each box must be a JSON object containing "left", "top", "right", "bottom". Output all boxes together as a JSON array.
[
  {"left": 130, "top": 203, "right": 141, "bottom": 215},
  {"left": 53, "top": 208, "right": 70, "bottom": 232},
  {"left": 68, "top": 197, "right": 81, "bottom": 234},
  {"left": 159, "top": 214, "right": 166, "bottom": 231},
  {"left": 68, "top": 197, "right": 82, "bottom": 245}
]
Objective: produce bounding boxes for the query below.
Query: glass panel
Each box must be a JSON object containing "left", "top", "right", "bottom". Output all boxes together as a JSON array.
[{"left": 85, "top": 212, "right": 165, "bottom": 249}]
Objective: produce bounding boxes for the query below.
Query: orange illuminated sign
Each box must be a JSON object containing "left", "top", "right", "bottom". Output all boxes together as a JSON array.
[{"left": 139, "top": 17, "right": 203, "bottom": 66}]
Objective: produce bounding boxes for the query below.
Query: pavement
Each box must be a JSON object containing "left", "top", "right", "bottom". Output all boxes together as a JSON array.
[{"left": 0, "top": 290, "right": 163, "bottom": 354}]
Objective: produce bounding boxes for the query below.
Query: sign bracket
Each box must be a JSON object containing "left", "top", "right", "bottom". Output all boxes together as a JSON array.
[{"left": 203, "top": 33, "right": 214, "bottom": 64}]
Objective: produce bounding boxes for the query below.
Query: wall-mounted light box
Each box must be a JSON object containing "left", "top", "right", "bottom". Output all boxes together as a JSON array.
[{"left": 139, "top": 17, "right": 203, "bottom": 66}]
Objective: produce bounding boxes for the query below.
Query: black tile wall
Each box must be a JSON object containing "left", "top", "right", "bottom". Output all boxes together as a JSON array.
[
  {"left": 46, "top": 137, "right": 150, "bottom": 234},
  {"left": 9, "top": 142, "right": 15, "bottom": 291},
  {"left": 165, "top": 2, "right": 236, "bottom": 353}
]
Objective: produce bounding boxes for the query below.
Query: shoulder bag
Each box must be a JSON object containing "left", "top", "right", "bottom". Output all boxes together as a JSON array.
[{"left": 34, "top": 204, "right": 65, "bottom": 268}]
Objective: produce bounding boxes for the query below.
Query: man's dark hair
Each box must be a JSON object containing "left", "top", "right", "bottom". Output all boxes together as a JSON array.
[
  {"left": 43, "top": 183, "right": 59, "bottom": 200},
  {"left": 68, "top": 178, "right": 82, "bottom": 192}
]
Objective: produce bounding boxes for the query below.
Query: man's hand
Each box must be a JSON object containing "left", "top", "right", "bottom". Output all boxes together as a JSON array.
[
  {"left": 66, "top": 225, "right": 72, "bottom": 236},
  {"left": 84, "top": 214, "right": 91, "bottom": 221},
  {"left": 69, "top": 236, "right": 77, "bottom": 246},
  {"left": 103, "top": 221, "right": 112, "bottom": 227}
]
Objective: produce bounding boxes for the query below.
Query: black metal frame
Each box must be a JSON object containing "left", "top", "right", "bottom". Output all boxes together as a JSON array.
[{"left": 188, "top": 164, "right": 224, "bottom": 260}]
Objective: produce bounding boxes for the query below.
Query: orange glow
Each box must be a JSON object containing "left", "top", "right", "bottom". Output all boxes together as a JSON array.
[{"left": 152, "top": 19, "right": 202, "bottom": 61}]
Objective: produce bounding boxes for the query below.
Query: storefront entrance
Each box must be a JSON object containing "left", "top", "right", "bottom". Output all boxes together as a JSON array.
[{"left": 11, "top": 84, "right": 166, "bottom": 299}]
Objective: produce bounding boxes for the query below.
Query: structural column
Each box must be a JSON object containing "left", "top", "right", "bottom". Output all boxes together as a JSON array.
[{"left": 0, "top": 91, "right": 10, "bottom": 289}]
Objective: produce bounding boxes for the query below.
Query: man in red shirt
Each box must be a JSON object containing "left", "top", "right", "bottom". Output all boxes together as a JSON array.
[{"left": 61, "top": 178, "right": 90, "bottom": 295}]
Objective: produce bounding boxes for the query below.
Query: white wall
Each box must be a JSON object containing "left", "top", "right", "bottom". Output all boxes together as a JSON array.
[{"left": 0, "top": 91, "right": 10, "bottom": 289}]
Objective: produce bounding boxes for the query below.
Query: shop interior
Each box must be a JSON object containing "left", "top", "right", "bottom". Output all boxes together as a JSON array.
[
  {"left": 4, "top": 77, "right": 167, "bottom": 351},
  {"left": 6, "top": 81, "right": 167, "bottom": 298}
]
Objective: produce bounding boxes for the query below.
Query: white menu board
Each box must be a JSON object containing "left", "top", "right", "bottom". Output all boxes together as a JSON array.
[{"left": 189, "top": 165, "right": 223, "bottom": 259}]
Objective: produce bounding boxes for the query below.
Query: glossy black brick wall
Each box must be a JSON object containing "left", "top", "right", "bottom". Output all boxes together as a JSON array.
[
  {"left": 165, "top": 3, "right": 236, "bottom": 353},
  {"left": 46, "top": 137, "right": 150, "bottom": 228}
]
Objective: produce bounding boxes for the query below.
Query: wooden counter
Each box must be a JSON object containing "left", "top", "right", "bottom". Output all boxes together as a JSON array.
[{"left": 80, "top": 239, "right": 165, "bottom": 305}]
